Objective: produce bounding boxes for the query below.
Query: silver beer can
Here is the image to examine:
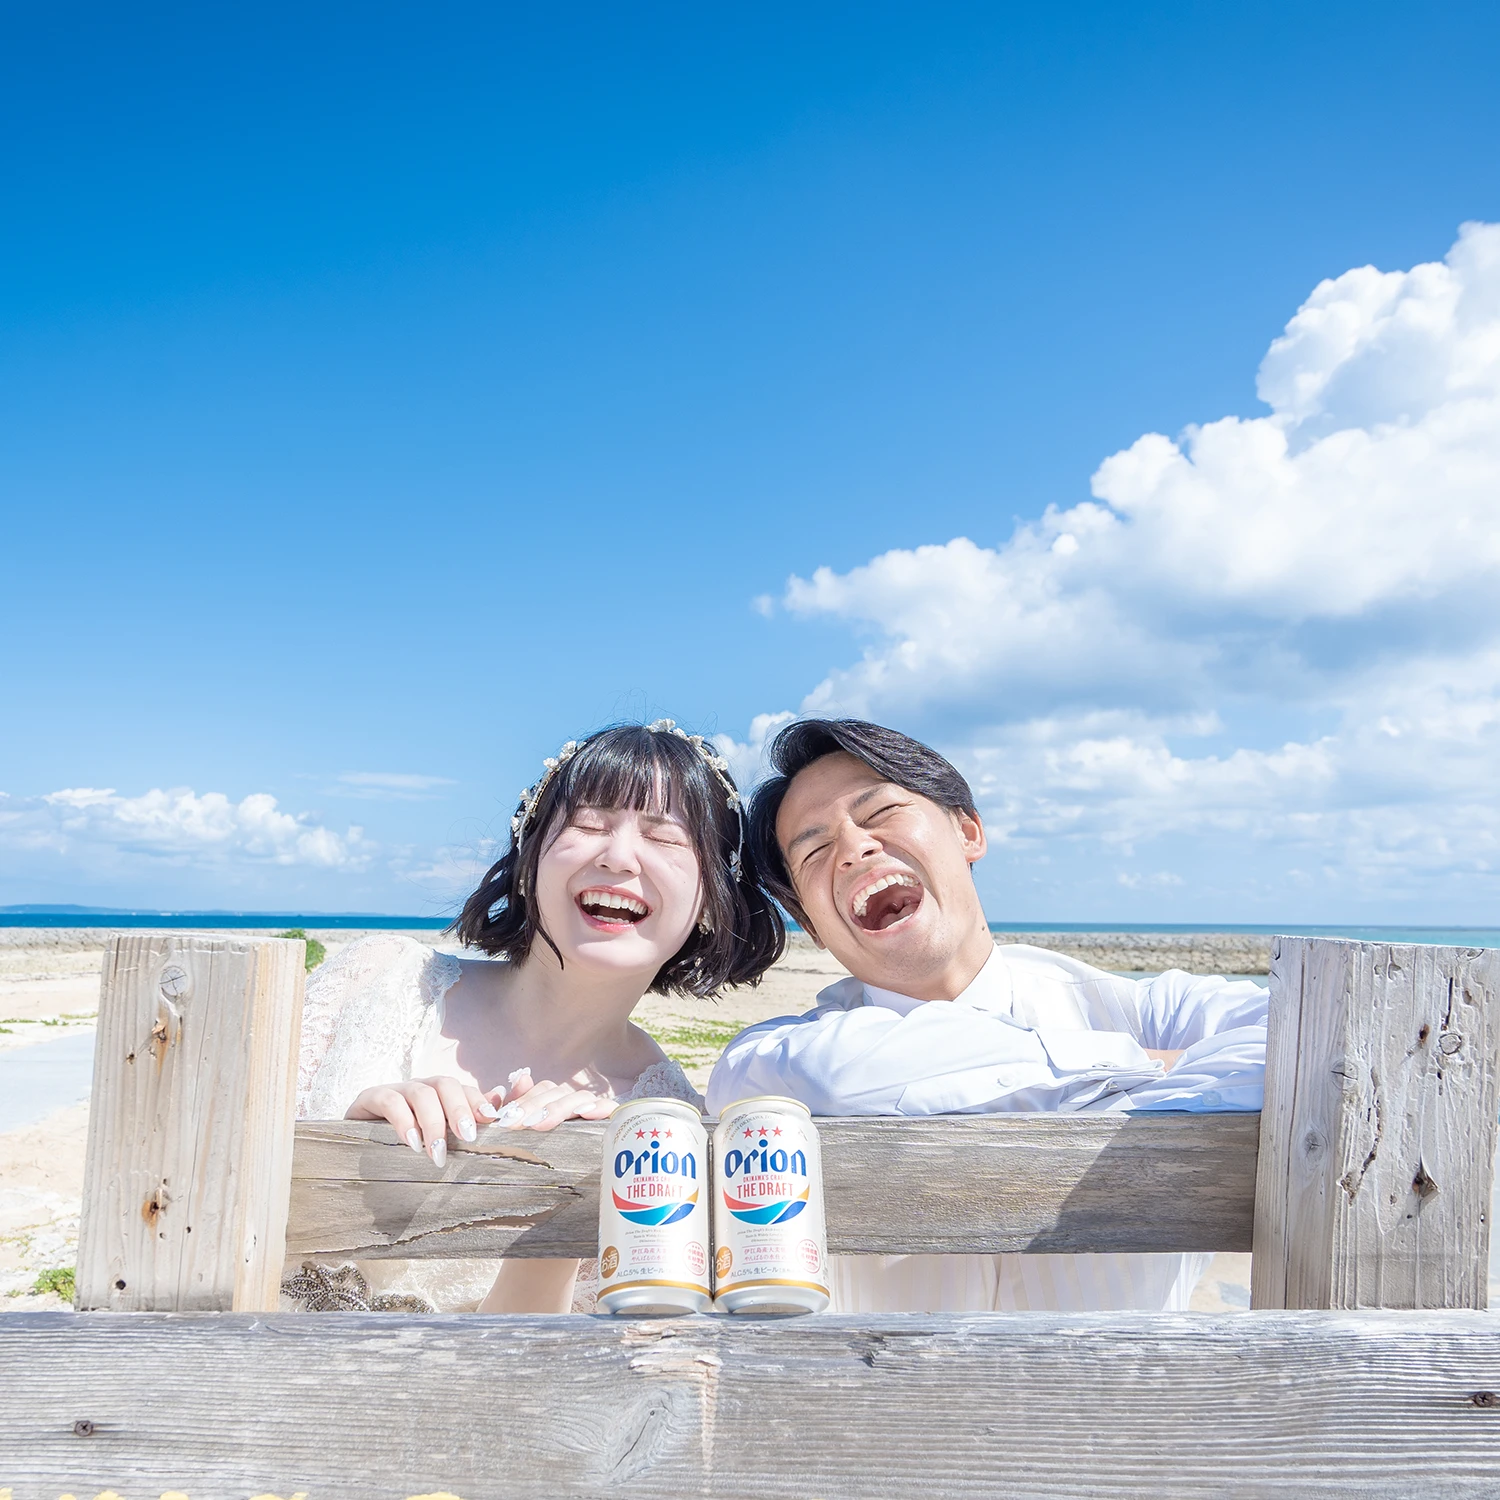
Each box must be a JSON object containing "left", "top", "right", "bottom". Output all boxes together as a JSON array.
[
  {"left": 712, "top": 1095, "right": 830, "bottom": 1314},
  {"left": 597, "top": 1097, "right": 712, "bottom": 1315}
]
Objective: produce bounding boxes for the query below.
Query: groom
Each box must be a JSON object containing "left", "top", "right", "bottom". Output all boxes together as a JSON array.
[{"left": 707, "top": 718, "right": 1267, "bottom": 1312}]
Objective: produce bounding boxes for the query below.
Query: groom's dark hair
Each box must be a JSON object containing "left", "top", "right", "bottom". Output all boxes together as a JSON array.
[{"left": 747, "top": 718, "right": 978, "bottom": 926}]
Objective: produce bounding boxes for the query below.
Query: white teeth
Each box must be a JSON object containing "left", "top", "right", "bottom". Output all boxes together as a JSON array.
[
  {"left": 582, "top": 890, "right": 648, "bottom": 917},
  {"left": 851, "top": 872, "right": 919, "bottom": 917}
]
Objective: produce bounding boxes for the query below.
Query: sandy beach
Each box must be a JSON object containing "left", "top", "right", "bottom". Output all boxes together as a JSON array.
[{"left": 5, "top": 925, "right": 1453, "bottom": 1316}]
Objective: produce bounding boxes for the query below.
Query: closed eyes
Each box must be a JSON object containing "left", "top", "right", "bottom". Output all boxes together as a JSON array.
[
  {"left": 566, "top": 813, "right": 689, "bottom": 847},
  {"left": 798, "top": 840, "right": 833, "bottom": 872},
  {"left": 797, "top": 801, "right": 904, "bottom": 871}
]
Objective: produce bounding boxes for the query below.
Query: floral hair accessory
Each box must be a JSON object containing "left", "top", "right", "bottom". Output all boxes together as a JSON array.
[{"left": 510, "top": 720, "right": 745, "bottom": 880}]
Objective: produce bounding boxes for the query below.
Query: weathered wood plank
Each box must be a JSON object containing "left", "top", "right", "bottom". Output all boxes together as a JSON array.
[
  {"left": 75, "top": 933, "right": 305, "bottom": 1312},
  {"left": 1253, "top": 937, "right": 1500, "bottom": 1310},
  {"left": 287, "top": 1112, "right": 1261, "bottom": 1258},
  {"left": 4, "top": 1309, "right": 1499, "bottom": 1499}
]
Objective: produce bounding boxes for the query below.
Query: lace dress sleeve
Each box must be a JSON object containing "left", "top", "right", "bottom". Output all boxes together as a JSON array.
[
  {"left": 629, "top": 1057, "right": 705, "bottom": 1111},
  {"left": 297, "top": 934, "right": 462, "bottom": 1119}
]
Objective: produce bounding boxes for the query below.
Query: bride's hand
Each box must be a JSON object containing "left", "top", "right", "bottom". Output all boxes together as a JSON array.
[
  {"left": 345, "top": 1076, "right": 502, "bottom": 1166},
  {"left": 493, "top": 1068, "right": 615, "bottom": 1132}
]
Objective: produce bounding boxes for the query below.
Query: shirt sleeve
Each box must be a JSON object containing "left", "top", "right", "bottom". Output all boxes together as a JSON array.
[
  {"left": 1099, "top": 970, "right": 1268, "bottom": 1112},
  {"left": 1126, "top": 969, "right": 1270, "bottom": 1050},
  {"left": 706, "top": 1001, "right": 1165, "bottom": 1118}
]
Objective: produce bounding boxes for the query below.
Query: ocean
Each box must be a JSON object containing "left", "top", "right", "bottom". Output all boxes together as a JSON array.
[
  {"left": 2, "top": 909, "right": 1497, "bottom": 947},
  {"left": 0, "top": 910, "right": 450, "bottom": 929}
]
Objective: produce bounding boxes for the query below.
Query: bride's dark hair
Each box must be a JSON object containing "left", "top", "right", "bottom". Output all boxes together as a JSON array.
[{"left": 451, "top": 723, "right": 785, "bottom": 996}]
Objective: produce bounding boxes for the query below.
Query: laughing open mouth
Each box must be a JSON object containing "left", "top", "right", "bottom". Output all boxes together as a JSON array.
[
  {"left": 577, "top": 888, "right": 651, "bottom": 926},
  {"left": 850, "top": 871, "right": 923, "bottom": 932}
]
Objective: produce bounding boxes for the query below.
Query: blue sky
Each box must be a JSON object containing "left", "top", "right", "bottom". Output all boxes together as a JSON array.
[{"left": 3, "top": 3, "right": 1499, "bottom": 921}]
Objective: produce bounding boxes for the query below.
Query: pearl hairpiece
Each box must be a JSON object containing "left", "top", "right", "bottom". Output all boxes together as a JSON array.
[{"left": 510, "top": 720, "right": 745, "bottom": 881}]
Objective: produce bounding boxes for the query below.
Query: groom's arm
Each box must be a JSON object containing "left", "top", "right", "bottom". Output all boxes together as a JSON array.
[
  {"left": 1103, "top": 970, "right": 1268, "bottom": 1112},
  {"left": 1129, "top": 969, "right": 1269, "bottom": 1050},
  {"left": 706, "top": 1001, "right": 1164, "bottom": 1118}
]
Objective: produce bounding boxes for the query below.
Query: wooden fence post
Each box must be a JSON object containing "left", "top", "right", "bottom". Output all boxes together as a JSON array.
[
  {"left": 75, "top": 932, "right": 305, "bottom": 1312},
  {"left": 1252, "top": 936, "right": 1500, "bottom": 1309}
]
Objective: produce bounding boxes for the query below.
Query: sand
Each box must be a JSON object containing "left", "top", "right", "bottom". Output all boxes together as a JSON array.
[
  {"left": 0, "top": 1102, "right": 88, "bottom": 1309},
  {"left": 0, "top": 926, "right": 1322, "bottom": 1314}
]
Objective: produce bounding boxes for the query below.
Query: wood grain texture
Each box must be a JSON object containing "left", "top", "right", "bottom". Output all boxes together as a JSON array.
[
  {"left": 75, "top": 933, "right": 305, "bottom": 1312},
  {"left": 4, "top": 1309, "right": 1500, "bottom": 1499},
  {"left": 1253, "top": 937, "right": 1500, "bottom": 1310},
  {"left": 287, "top": 1112, "right": 1261, "bottom": 1259}
]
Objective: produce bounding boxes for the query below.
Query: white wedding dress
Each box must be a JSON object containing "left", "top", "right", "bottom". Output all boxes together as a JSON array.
[{"left": 284, "top": 932, "right": 700, "bottom": 1312}]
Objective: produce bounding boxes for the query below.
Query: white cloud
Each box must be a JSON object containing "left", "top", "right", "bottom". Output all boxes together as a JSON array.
[
  {"left": 5, "top": 786, "right": 368, "bottom": 869},
  {"left": 333, "top": 772, "right": 457, "bottom": 801},
  {"left": 1118, "top": 871, "right": 1184, "bottom": 890},
  {"left": 744, "top": 224, "right": 1500, "bottom": 914},
  {"left": 338, "top": 772, "right": 454, "bottom": 789},
  {"left": 398, "top": 840, "right": 501, "bottom": 893},
  {"left": 713, "top": 711, "right": 797, "bottom": 793}
]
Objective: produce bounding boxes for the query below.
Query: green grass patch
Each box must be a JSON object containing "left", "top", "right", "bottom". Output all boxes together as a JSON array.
[
  {"left": 31, "top": 1266, "right": 75, "bottom": 1301},
  {"left": 0, "top": 1013, "right": 95, "bottom": 1033},
  {"left": 278, "top": 929, "right": 327, "bottom": 970},
  {"left": 644, "top": 1019, "right": 745, "bottom": 1063}
]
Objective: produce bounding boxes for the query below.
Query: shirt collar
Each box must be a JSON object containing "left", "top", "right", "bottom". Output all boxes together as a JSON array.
[{"left": 861, "top": 943, "right": 1012, "bottom": 1017}]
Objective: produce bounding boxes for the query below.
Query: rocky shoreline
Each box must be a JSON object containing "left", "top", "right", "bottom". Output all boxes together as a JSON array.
[
  {"left": 0, "top": 926, "right": 447, "bottom": 950},
  {"left": 991, "top": 930, "right": 1274, "bottom": 975},
  {"left": 4, "top": 925, "right": 1278, "bottom": 974},
  {"left": 775, "top": 928, "right": 1275, "bottom": 975}
]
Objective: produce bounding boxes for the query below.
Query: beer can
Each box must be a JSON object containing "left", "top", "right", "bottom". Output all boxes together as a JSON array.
[
  {"left": 597, "top": 1097, "right": 712, "bottom": 1315},
  {"left": 712, "top": 1095, "right": 830, "bottom": 1314}
]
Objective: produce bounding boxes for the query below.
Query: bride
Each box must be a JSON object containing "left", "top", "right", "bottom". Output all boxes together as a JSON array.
[{"left": 287, "top": 720, "right": 784, "bottom": 1312}]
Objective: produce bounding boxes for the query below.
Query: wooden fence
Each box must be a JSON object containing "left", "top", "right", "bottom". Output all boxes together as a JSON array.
[{"left": 1, "top": 931, "right": 1498, "bottom": 1499}]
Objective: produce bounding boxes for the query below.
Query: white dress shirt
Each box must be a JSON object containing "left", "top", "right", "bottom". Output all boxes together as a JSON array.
[{"left": 706, "top": 942, "right": 1268, "bottom": 1312}]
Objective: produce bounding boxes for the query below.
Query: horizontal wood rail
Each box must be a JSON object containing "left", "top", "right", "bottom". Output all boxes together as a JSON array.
[
  {"left": 287, "top": 1110, "right": 1263, "bottom": 1260},
  {"left": 6, "top": 1309, "right": 1500, "bottom": 1499},
  {"left": 69, "top": 932, "right": 1500, "bottom": 1315}
]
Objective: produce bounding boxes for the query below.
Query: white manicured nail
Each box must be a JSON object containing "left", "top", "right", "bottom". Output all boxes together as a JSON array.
[
  {"left": 431, "top": 1139, "right": 447, "bottom": 1168},
  {"left": 494, "top": 1104, "right": 525, "bottom": 1127},
  {"left": 522, "top": 1107, "right": 549, "bottom": 1127},
  {"left": 507, "top": 1067, "right": 531, "bottom": 1086},
  {"left": 405, "top": 1128, "right": 423, "bottom": 1154},
  {"left": 457, "top": 1117, "right": 477, "bottom": 1143},
  {"left": 476, "top": 1098, "right": 500, "bottom": 1120}
]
